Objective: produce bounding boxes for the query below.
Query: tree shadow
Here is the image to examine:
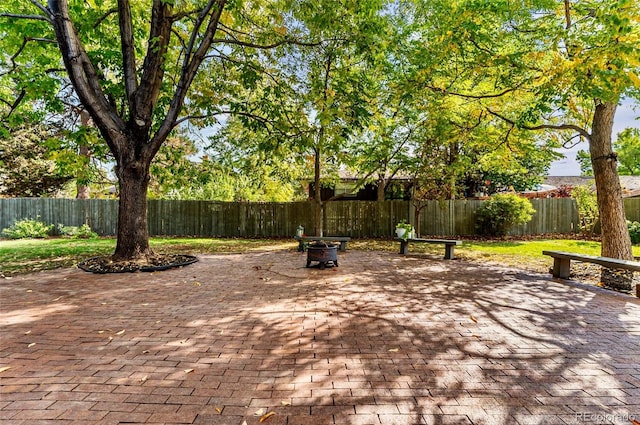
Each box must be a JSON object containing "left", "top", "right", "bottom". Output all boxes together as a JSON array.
[{"left": 0, "top": 250, "right": 638, "bottom": 424}]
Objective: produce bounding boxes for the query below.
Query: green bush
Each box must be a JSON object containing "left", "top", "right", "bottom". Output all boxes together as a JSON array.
[
  {"left": 628, "top": 220, "right": 640, "bottom": 245},
  {"left": 572, "top": 185, "right": 599, "bottom": 235},
  {"left": 57, "top": 223, "right": 98, "bottom": 239},
  {"left": 476, "top": 193, "right": 535, "bottom": 236},
  {"left": 1, "top": 218, "right": 54, "bottom": 239}
]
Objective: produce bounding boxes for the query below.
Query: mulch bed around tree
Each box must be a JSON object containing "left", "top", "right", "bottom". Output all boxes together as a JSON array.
[
  {"left": 567, "top": 262, "right": 638, "bottom": 297},
  {"left": 78, "top": 254, "right": 198, "bottom": 274}
]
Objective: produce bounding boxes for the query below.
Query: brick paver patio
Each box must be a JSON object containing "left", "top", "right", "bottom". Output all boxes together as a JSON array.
[{"left": 1, "top": 250, "right": 639, "bottom": 425}]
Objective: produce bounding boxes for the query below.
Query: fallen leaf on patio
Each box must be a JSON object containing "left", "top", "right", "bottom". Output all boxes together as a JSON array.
[
  {"left": 253, "top": 408, "right": 266, "bottom": 416},
  {"left": 24, "top": 330, "right": 31, "bottom": 335},
  {"left": 631, "top": 420, "right": 640, "bottom": 425},
  {"left": 26, "top": 289, "right": 32, "bottom": 293},
  {"left": 241, "top": 421, "right": 248, "bottom": 425},
  {"left": 388, "top": 348, "right": 399, "bottom": 352},
  {"left": 470, "top": 315, "right": 478, "bottom": 323},
  {"left": 215, "top": 407, "right": 222, "bottom": 413},
  {"left": 281, "top": 401, "right": 291, "bottom": 406},
  {"left": 472, "top": 334, "right": 481, "bottom": 339},
  {"left": 52, "top": 296, "right": 63, "bottom": 301},
  {"left": 193, "top": 282, "right": 201, "bottom": 286},
  {"left": 27, "top": 343, "right": 36, "bottom": 348},
  {"left": 98, "top": 330, "right": 105, "bottom": 334},
  {"left": 0, "top": 367, "right": 10, "bottom": 373},
  {"left": 259, "top": 412, "right": 276, "bottom": 422},
  {"left": 115, "top": 329, "right": 125, "bottom": 336},
  {"left": 143, "top": 350, "right": 149, "bottom": 354},
  {"left": 184, "top": 368, "right": 194, "bottom": 374},
  {"left": 139, "top": 375, "right": 148, "bottom": 383}
]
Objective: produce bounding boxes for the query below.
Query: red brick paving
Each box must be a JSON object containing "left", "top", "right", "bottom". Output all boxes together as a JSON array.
[{"left": 1, "top": 250, "right": 639, "bottom": 424}]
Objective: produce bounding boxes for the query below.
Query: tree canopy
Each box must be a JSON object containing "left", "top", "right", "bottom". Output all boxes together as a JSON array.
[{"left": 0, "top": 0, "right": 638, "bottom": 274}]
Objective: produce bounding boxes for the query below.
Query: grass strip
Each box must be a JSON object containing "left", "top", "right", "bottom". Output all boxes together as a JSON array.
[{"left": 1, "top": 237, "right": 638, "bottom": 277}]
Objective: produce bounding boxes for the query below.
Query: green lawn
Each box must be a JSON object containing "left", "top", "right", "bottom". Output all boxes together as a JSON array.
[
  {"left": 1, "top": 236, "right": 638, "bottom": 277},
  {"left": 0, "top": 237, "right": 296, "bottom": 276}
]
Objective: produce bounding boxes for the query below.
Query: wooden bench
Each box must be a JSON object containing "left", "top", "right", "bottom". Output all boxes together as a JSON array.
[
  {"left": 296, "top": 236, "right": 351, "bottom": 252},
  {"left": 395, "top": 238, "right": 462, "bottom": 260},
  {"left": 542, "top": 250, "right": 640, "bottom": 279}
]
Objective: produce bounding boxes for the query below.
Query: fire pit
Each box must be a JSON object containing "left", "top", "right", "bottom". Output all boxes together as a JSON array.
[{"left": 306, "top": 242, "right": 338, "bottom": 269}]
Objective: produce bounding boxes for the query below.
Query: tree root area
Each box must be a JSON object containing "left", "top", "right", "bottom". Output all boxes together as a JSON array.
[{"left": 78, "top": 254, "right": 198, "bottom": 274}]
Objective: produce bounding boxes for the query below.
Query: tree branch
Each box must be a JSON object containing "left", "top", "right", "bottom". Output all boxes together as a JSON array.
[
  {"left": 134, "top": 0, "right": 174, "bottom": 129},
  {"left": 93, "top": 7, "right": 118, "bottom": 28},
  {"left": 29, "top": 0, "right": 51, "bottom": 17},
  {"left": 0, "top": 89, "right": 26, "bottom": 119},
  {"left": 152, "top": 0, "right": 226, "bottom": 152},
  {"left": 487, "top": 108, "right": 591, "bottom": 140},
  {"left": 211, "top": 36, "right": 319, "bottom": 49},
  {"left": 0, "top": 12, "right": 50, "bottom": 22},
  {"left": 426, "top": 84, "right": 518, "bottom": 99},
  {"left": 117, "top": 0, "right": 138, "bottom": 116},
  {"left": 48, "top": 0, "right": 125, "bottom": 155}
]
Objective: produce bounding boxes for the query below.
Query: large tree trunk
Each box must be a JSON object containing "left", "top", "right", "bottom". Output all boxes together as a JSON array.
[
  {"left": 589, "top": 100, "right": 634, "bottom": 292},
  {"left": 113, "top": 157, "right": 153, "bottom": 260}
]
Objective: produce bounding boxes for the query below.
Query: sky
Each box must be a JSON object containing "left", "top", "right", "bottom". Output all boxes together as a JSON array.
[{"left": 548, "top": 98, "right": 639, "bottom": 176}]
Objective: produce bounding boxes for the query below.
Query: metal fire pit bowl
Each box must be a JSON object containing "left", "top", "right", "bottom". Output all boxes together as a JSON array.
[{"left": 306, "top": 242, "right": 338, "bottom": 269}]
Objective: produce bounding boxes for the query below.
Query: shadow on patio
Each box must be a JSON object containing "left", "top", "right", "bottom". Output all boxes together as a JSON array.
[{"left": 1, "top": 249, "right": 638, "bottom": 424}]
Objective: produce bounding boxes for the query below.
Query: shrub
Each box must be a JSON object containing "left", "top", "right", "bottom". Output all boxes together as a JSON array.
[
  {"left": 57, "top": 223, "right": 98, "bottom": 239},
  {"left": 628, "top": 220, "right": 640, "bottom": 245},
  {"left": 572, "top": 185, "right": 599, "bottom": 235},
  {"left": 476, "top": 193, "right": 535, "bottom": 236},
  {"left": 1, "top": 218, "right": 54, "bottom": 239}
]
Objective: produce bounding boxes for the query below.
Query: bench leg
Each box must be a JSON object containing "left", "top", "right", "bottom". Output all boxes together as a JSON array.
[
  {"left": 444, "top": 245, "right": 455, "bottom": 260},
  {"left": 399, "top": 240, "right": 409, "bottom": 255},
  {"left": 339, "top": 241, "right": 346, "bottom": 252},
  {"left": 552, "top": 258, "right": 571, "bottom": 279}
]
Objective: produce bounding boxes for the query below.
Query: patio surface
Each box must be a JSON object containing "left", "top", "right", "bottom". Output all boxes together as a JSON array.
[{"left": 1, "top": 249, "right": 639, "bottom": 425}]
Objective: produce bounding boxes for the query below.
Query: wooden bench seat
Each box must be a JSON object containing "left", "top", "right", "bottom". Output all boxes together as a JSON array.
[
  {"left": 296, "top": 236, "right": 351, "bottom": 252},
  {"left": 542, "top": 250, "right": 640, "bottom": 279},
  {"left": 395, "top": 238, "right": 462, "bottom": 260}
]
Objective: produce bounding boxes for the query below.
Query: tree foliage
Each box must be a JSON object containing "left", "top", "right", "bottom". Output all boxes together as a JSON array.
[
  {"left": 615, "top": 127, "right": 640, "bottom": 175},
  {"left": 0, "top": 124, "right": 74, "bottom": 197},
  {"left": 402, "top": 0, "right": 638, "bottom": 270}
]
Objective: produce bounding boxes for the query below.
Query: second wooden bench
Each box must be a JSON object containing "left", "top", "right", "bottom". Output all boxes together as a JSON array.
[{"left": 395, "top": 238, "right": 462, "bottom": 260}]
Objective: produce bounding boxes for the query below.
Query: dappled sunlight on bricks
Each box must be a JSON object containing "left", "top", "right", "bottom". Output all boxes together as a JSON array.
[{"left": 0, "top": 250, "right": 638, "bottom": 424}]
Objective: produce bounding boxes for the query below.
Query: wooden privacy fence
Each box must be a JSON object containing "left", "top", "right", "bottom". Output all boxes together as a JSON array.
[{"left": 1, "top": 197, "right": 639, "bottom": 238}]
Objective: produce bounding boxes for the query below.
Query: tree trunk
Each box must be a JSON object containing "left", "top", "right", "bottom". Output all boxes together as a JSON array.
[
  {"left": 313, "top": 147, "right": 323, "bottom": 237},
  {"left": 376, "top": 177, "right": 386, "bottom": 202},
  {"left": 589, "top": 100, "right": 634, "bottom": 291},
  {"left": 76, "top": 110, "right": 92, "bottom": 199},
  {"left": 113, "top": 158, "right": 153, "bottom": 260},
  {"left": 76, "top": 144, "right": 91, "bottom": 199}
]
